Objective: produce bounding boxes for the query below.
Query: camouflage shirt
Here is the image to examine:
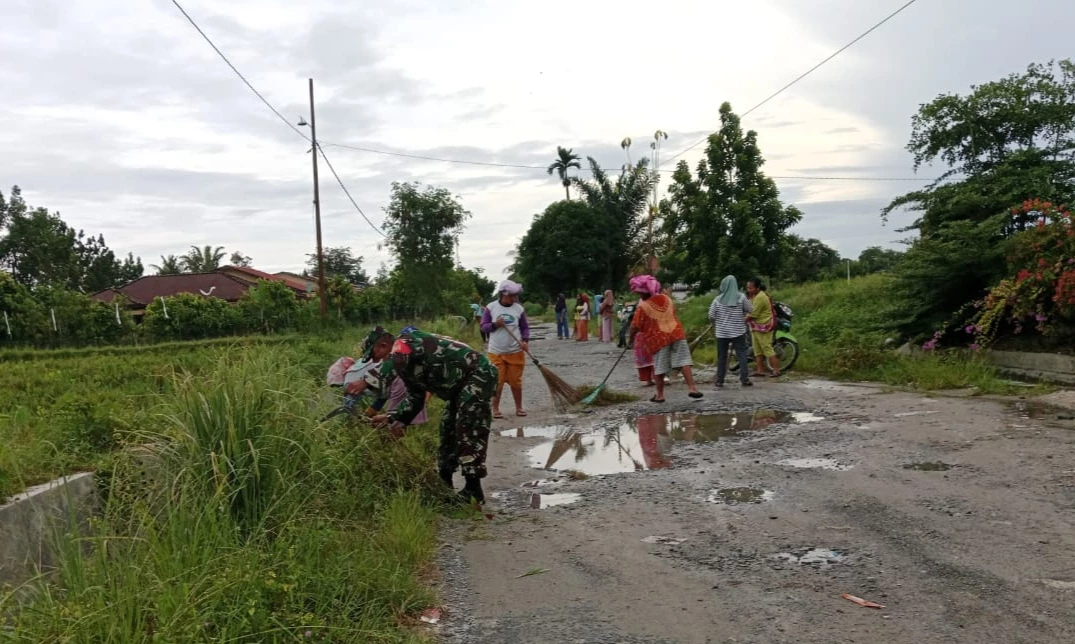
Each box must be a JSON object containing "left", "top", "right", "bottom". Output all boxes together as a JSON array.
[{"left": 379, "top": 330, "right": 489, "bottom": 425}]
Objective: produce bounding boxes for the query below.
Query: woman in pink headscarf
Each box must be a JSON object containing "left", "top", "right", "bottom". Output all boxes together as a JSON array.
[
  {"left": 629, "top": 274, "right": 703, "bottom": 403},
  {"left": 599, "top": 289, "right": 615, "bottom": 342}
]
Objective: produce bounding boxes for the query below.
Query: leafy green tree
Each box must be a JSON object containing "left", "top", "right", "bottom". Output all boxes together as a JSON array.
[
  {"left": 883, "top": 59, "right": 1075, "bottom": 234},
  {"left": 305, "top": 246, "right": 369, "bottom": 285},
  {"left": 856, "top": 246, "right": 903, "bottom": 274},
  {"left": 571, "top": 157, "right": 658, "bottom": 288},
  {"left": 143, "top": 292, "right": 240, "bottom": 340},
  {"left": 180, "top": 245, "right": 227, "bottom": 273},
  {"left": 238, "top": 280, "right": 299, "bottom": 333},
  {"left": 661, "top": 103, "right": 802, "bottom": 291},
  {"left": 547, "top": 146, "right": 582, "bottom": 201},
  {"left": 516, "top": 200, "right": 610, "bottom": 300},
  {"left": 0, "top": 271, "right": 47, "bottom": 345},
  {"left": 0, "top": 186, "right": 142, "bottom": 291},
  {"left": 381, "top": 182, "right": 470, "bottom": 317},
  {"left": 779, "top": 235, "right": 841, "bottom": 283},
  {"left": 152, "top": 255, "right": 183, "bottom": 275},
  {"left": 461, "top": 267, "right": 496, "bottom": 303}
]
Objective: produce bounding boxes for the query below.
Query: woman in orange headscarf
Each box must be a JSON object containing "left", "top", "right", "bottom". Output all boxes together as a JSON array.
[{"left": 628, "top": 275, "right": 703, "bottom": 403}]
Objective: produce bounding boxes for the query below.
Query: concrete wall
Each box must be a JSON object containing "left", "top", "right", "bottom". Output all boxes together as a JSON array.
[
  {"left": 984, "top": 350, "right": 1075, "bottom": 385},
  {"left": 0, "top": 472, "right": 98, "bottom": 588}
]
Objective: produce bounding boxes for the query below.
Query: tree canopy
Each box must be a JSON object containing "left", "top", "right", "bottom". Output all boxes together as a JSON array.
[
  {"left": 660, "top": 103, "right": 801, "bottom": 291},
  {"left": 180, "top": 245, "right": 227, "bottom": 273},
  {"left": 305, "top": 246, "right": 369, "bottom": 285},
  {"left": 515, "top": 200, "right": 611, "bottom": 300},
  {"left": 547, "top": 146, "right": 582, "bottom": 201}
]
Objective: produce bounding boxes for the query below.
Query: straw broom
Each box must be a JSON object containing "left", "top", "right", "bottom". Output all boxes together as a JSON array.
[{"left": 500, "top": 326, "right": 581, "bottom": 409}]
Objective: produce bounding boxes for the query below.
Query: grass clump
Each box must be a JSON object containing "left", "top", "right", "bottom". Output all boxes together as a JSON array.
[
  {"left": 1, "top": 345, "right": 448, "bottom": 641},
  {"left": 575, "top": 385, "right": 639, "bottom": 406}
]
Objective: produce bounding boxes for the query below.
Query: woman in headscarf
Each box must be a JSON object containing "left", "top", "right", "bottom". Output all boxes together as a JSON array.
[
  {"left": 481, "top": 280, "right": 530, "bottom": 418},
  {"left": 574, "top": 293, "right": 591, "bottom": 341},
  {"left": 707, "top": 275, "right": 753, "bottom": 388},
  {"left": 599, "top": 289, "right": 615, "bottom": 342},
  {"left": 628, "top": 275, "right": 703, "bottom": 403},
  {"left": 745, "top": 277, "right": 780, "bottom": 378},
  {"left": 554, "top": 293, "right": 569, "bottom": 340}
]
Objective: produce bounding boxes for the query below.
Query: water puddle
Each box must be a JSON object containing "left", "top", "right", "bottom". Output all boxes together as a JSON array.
[
  {"left": 707, "top": 487, "right": 773, "bottom": 504},
  {"left": 893, "top": 410, "right": 940, "bottom": 418},
  {"left": 778, "top": 458, "right": 852, "bottom": 471},
  {"left": 1012, "top": 401, "right": 1075, "bottom": 430},
  {"left": 529, "top": 492, "right": 581, "bottom": 509},
  {"left": 773, "top": 548, "right": 845, "bottom": 567},
  {"left": 501, "top": 425, "right": 569, "bottom": 438},
  {"left": 903, "top": 461, "right": 952, "bottom": 471},
  {"left": 527, "top": 410, "right": 805, "bottom": 475}
]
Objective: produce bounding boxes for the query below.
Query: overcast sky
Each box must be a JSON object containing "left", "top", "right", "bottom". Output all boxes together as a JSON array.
[{"left": 3, "top": 0, "right": 1073, "bottom": 280}]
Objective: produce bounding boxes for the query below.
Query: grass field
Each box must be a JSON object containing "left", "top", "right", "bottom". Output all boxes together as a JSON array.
[
  {"left": 2, "top": 319, "right": 484, "bottom": 640},
  {"left": 677, "top": 275, "right": 1046, "bottom": 395}
]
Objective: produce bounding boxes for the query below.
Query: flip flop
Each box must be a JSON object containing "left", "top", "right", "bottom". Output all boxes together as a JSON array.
[
  {"left": 769, "top": 372, "right": 781, "bottom": 378},
  {"left": 493, "top": 411, "right": 504, "bottom": 419},
  {"left": 649, "top": 397, "right": 665, "bottom": 403},
  {"left": 688, "top": 391, "right": 704, "bottom": 399},
  {"left": 516, "top": 410, "right": 528, "bottom": 417}
]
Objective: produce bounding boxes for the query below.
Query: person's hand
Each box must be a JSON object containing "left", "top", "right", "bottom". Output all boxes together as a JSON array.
[
  {"left": 494, "top": 317, "right": 506, "bottom": 328},
  {"left": 363, "top": 406, "right": 378, "bottom": 418},
  {"left": 388, "top": 421, "right": 406, "bottom": 440},
  {"left": 520, "top": 341, "right": 529, "bottom": 353},
  {"left": 370, "top": 414, "right": 389, "bottom": 428},
  {"left": 344, "top": 380, "right": 366, "bottom": 396}
]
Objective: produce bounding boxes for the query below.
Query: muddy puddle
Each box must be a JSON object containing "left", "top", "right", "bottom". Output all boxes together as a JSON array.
[
  {"left": 1012, "top": 401, "right": 1075, "bottom": 430},
  {"left": 707, "top": 487, "right": 773, "bottom": 504},
  {"left": 528, "top": 493, "right": 581, "bottom": 509},
  {"left": 778, "top": 458, "right": 852, "bottom": 471},
  {"left": 524, "top": 410, "right": 807, "bottom": 475},
  {"left": 904, "top": 461, "right": 952, "bottom": 471}
]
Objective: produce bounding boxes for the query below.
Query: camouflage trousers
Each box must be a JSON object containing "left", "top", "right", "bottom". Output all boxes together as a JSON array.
[{"left": 438, "top": 361, "right": 498, "bottom": 479}]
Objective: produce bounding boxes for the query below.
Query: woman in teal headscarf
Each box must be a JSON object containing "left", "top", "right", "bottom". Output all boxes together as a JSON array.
[{"left": 707, "top": 275, "right": 753, "bottom": 388}]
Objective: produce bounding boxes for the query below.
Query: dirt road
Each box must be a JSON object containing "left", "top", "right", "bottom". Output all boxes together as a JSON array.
[{"left": 436, "top": 323, "right": 1075, "bottom": 644}]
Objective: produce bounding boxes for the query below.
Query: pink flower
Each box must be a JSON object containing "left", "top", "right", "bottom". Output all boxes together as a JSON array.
[
  {"left": 970, "top": 343, "right": 980, "bottom": 351},
  {"left": 922, "top": 339, "right": 938, "bottom": 351},
  {"left": 964, "top": 324, "right": 976, "bottom": 334},
  {"left": 1035, "top": 313, "right": 1047, "bottom": 322}
]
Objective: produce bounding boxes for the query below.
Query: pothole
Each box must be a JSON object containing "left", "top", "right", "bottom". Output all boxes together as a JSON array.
[
  {"left": 1012, "top": 401, "right": 1075, "bottom": 430},
  {"left": 772, "top": 548, "right": 845, "bottom": 568},
  {"left": 526, "top": 409, "right": 812, "bottom": 475},
  {"left": 528, "top": 493, "right": 581, "bottom": 509},
  {"left": 778, "top": 458, "right": 851, "bottom": 471},
  {"left": 903, "top": 462, "right": 952, "bottom": 471},
  {"left": 707, "top": 487, "right": 773, "bottom": 504},
  {"left": 500, "top": 425, "right": 569, "bottom": 438}
]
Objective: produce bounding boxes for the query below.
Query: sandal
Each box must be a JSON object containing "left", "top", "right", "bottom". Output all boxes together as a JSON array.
[
  {"left": 688, "top": 391, "right": 704, "bottom": 399},
  {"left": 769, "top": 372, "right": 781, "bottom": 378},
  {"left": 516, "top": 410, "right": 528, "bottom": 417},
  {"left": 649, "top": 396, "right": 665, "bottom": 403},
  {"left": 493, "top": 411, "right": 504, "bottom": 419}
]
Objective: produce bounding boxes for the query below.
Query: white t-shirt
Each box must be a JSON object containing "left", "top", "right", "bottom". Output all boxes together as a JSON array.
[{"left": 486, "top": 300, "right": 525, "bottom": 354}]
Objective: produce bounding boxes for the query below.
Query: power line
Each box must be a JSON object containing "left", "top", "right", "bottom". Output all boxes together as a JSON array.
[
  {"left": 316, "top": 144, "right": 386, "bottom": 237},
  {"left": 662, "top": 0, "right": 922, "bottom": 166},
  {"left": 170, "top": 0, "right": 387, "bottom": 238}
]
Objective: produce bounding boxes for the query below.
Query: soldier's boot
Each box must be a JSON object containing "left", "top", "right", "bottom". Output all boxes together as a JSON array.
[
  {"left": 456, "top": 475, "right": 485, "bottom": 504},
  {"left": 439, "top": 468, "right": 454, "bottom": 489}
]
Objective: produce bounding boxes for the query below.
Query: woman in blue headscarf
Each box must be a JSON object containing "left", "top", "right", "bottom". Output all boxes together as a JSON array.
[{"left": 707, "top": 275, "right": 753, "bottom": 388}]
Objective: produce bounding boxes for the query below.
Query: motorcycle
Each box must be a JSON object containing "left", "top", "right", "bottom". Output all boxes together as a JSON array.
[{"left": 729, "top": 301, "right": 800, "bottom": 374}]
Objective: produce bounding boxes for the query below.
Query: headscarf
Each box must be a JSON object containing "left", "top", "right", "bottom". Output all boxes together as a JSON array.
[
  {"left": 629, "top": 274, "right": 661, "bottom": 296},
  {"left": 555, "top": 293, "right": 566, "bottom": 311},
  {"left": 496, "top": 280, "right": 523, "bottom": 296},
  {"left": 717, "top": 275, "right": 741, "bottom": 306},
  {"left": 359, "top": 326, "right": 390, "bottom": 361}
]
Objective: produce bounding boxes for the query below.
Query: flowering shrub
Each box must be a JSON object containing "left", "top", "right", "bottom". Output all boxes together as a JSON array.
[{"left": 967, "top": 199, "right": 1074, "bottom": 346}]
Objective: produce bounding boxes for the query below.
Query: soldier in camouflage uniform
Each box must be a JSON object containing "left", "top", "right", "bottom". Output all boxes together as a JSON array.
[{"left": 360, "top": 326, "right": 498, "bottom": 503}]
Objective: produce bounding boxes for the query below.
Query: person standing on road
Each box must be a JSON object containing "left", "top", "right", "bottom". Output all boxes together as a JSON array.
[
  {"left": 574, "top": 293, "right": 591, "bottom": 341},
  {"left": 554, "top": 293, "right": 569, "bottom": 340},
  {"left": 599, "top": 289, "right": 616, "bottom": 342},
  {"left": 361, "top": 327, "right": 497, "bottom": 504},
  {"left": 708, "top": 275, "right": 753, "bottom": 388},
  {"left": 629, "top": 275, "right": 703, "bottom": 403},
  {"left": 745, "top": 277, "right": 780, "bottom": 378},
  {"left": 482, "top": 280, "right": 530, "bottom": 418}
]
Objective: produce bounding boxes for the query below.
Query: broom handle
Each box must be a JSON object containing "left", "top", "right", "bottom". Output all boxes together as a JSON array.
[
  {"left": 595, "top": 346, "right": 630, "bottom": 390},
  {"left": 499, "top": 325, "right": 542, "bottom": 366}
]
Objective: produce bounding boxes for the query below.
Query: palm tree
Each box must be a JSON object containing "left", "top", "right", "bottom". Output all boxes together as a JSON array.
[
  {"left": 180, "top": 245, "right": 227, "bottom": 273},
  {"left": 572, "top": 156, "right": 658, "bottom": 287},
  {"left": 547, "top": 146, "right": 582, "bottom": 200},
  {"left": 151, "top": 255, "right": 183, "bottom": 275}
]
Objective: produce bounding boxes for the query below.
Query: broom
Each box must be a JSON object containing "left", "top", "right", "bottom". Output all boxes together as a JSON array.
[
  {"left": 581, "top": 346, "right": 630, "bottom": 405},
  {"left": 500, "top": 325, "right": 581, "bottom": 409}
]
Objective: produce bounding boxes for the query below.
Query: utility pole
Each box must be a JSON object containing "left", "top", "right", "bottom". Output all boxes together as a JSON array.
[
  {"left": 846, "top": 258, "right": 851, "bottom": 283},
  {"left": 309, "top": 78, "right": 328, "bottom": 320}
]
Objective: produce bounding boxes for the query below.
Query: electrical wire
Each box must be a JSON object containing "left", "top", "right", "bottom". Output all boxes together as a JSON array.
[
  {"left": 171, "top": 0, "right": 389, "bottom": 237},
  {"left": 662, "top": 0, "right": 922, "bottom": 166}
]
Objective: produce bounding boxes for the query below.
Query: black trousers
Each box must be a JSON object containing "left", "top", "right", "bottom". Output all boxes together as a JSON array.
[{"left": 716, "top": 334, "right": 750, "bottom": 384}]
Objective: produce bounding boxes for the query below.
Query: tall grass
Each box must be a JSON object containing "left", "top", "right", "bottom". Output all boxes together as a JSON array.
[{"left": 2, "top": 347, "right": 443, "bottom": 642}]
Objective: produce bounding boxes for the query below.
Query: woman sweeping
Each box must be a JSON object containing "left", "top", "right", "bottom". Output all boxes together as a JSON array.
[
  {"left": 628, "top": 275, "right": 703, "bottom": 403},
  {"left": 632, "top": 298, "right": 655, "bottom": 386},
  {"left": 482, "top": 280, "right": 531, "bottom": 418},
  {"left": 599, "top": 290, "right": 615, "bottom": 342}
]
